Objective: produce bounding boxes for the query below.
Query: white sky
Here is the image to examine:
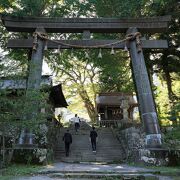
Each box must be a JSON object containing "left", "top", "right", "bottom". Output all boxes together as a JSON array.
[{"left": 42, "top": 60, "right": 52, "bottom": 75}]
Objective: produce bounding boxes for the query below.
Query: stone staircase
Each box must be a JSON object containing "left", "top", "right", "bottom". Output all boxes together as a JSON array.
[
  {"left": 40, "top": 172, "right": 159, "bottom": 180},
  {"left": 54, "top": 122, "right": 125, "bottom": 163},
  {"left": 38, "top": 161, "right": 161, "bottom": 180}
]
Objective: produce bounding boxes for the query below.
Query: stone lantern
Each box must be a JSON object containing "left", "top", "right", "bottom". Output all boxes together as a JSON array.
[{"left": 120, "top": 97, "right": 129, "bottom": 122}]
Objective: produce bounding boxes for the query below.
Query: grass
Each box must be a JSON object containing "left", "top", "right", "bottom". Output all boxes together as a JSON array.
[
  {"left": 146, "top": 166, "right": 180, "bottom": 176},
  {"left": 0, "top": 163, "right": 43, "bottom": 180},
  {"left": 128, "top": 162, "right": 180, "bottom": 176}
]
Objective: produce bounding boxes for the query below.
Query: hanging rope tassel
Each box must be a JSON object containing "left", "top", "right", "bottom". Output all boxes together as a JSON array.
[
  {"left": 110, "top": 47, "right": 115, "bottom": 55},
  {"left": 44, "top": 41, "right": 48, "bottom": 50},
  {"left": 98, "top": 48, "right": 102, "bottom": 58},
  {"left": 85, "top": 50, "right": 90, "bottom": 59},
  {"left": 58, "top": 45, "right": 61, "bottom": 55}
]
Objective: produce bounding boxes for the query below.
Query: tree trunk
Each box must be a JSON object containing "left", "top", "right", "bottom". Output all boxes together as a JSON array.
[
  {"left": 78, "top": 86, "right": 96, "bottom": 123},
  {"left": 161, "top": 52, "right": 176, "bottom": 103},
  {"left": 164, "top": 70, "right": 174, "bottom": 102},
  {"left": 162, "top": 53, "right": 177, "bottom": 125}
]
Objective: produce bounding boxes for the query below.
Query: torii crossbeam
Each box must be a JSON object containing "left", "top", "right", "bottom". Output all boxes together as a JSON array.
[
  {"left": 2, "top": 15, "right": 170, "bottom": 33},
  {"left": 1, "top": 15, "right": 171, "bottom": 148}
]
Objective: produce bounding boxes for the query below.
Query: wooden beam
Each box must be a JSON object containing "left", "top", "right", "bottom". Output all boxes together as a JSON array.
[
  {"left": 7, "top": 39, "right": 168, "bottom": 49},
  {"left": 1, "top": 15, "right": 171, "bottom": 33}
]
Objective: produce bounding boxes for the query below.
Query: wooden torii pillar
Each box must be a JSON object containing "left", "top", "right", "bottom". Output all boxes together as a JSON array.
[{"left": 1, "top": 15, "right": 171, "bottom": 148}]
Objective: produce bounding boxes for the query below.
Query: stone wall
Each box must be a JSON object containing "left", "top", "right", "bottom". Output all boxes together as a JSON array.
[
  {"left": 114, "top": 126, "right": 169, "bottom": 166},
  {"left": 114, "top": 127, "right": 145, "bottom": 162}
]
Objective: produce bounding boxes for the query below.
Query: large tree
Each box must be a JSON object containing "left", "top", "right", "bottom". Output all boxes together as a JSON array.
[
  {"left": 143, "top": 0, "right": 180, "bottom": 99},
  {"left": 47, "top": 49, "right": 100, "bottom": 122},
  {"left": 143, "top": 0, "right": 180, "bottom": 124}
]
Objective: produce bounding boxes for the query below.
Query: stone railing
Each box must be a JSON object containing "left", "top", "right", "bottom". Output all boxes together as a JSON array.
[{"left": 100, "top": 119, "right": 120, "bottom": 127}]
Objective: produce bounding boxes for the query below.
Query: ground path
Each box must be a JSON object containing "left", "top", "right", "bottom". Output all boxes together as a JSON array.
[{"left": 14, "top": 162, "right": 173, "bottom": 180}]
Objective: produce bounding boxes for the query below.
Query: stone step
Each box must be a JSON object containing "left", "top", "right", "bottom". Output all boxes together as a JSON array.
[
  {"left": 56, "top": 140, "right": 121, "bottom": 144},
  {"left": 54, "top": 152, "right": 123, "bottom": 157},
  {"left": 54, "top": 150, "right": 123, "bottom": 154},
  {"left": 54, "top": 151, "right": 125, "bottom": 157},
  {"left": 55, "top": 148, "right": 123, "bottom": 152},
  {"left": 58, "top": 134, "right": 115, "bottom": 137},
  {"left": 58, "top": 135, "right": 114, "bottom": 138},
  {"left": 54, "top": 146, "right": 124, "bottom": 150},
  {"left": 59, "top": 137, "right": 119, "bottom": 141},
  {"left": 57, "top": 143, "right": 121, "bottom": 146},
  {"left": 55, "top": 154, "right": 124, "bottom": 158},
  {"left": 55, "top": 150, "right": 122, "bottom": 154},
  {"left": 55, "top": 151, "right": 124, "bottom": 155},
  {"left": 55, "top": 157, "right": 124, "bottom": 161},
  {"left": 54, "top": 152, "right": 125, "bottom": 157},
  {"left": 55, "top": 156, "right": 124, "bottom": 160},
  {"left": 56, "top": 158, "right": 124, "bottom": 163},
  {"left": 55, "top": 143, "right": 122, "bottom": 147},
  {"left": 55, "top": 147, "right": 122, "bottom": 150},
  {"left": 54, "top": 155, "right": 124, "bottom": 159},
  {"left": 46, "top": 172, "right": 157, "bottom": 179},
  {"left": 55, "top": 150, "right": 123, "bottom": 153}
]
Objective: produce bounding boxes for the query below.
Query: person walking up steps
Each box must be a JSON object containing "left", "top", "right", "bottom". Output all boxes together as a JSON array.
[
  {"left": 63, "top": 129, "right": 72, "bottom": 157},
  {"left": 72, "top": 114, "right": 80, "bottom": 133},
  {"left": 89, "top": 126, "right": 98, "bottom": 153}
]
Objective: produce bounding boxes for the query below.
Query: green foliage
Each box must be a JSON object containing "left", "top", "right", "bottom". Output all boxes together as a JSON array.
[
  {"left": 0, "top": 89, "right": 25, "bottom": 122},
  {"left": 51, "top": 53, "right": 99, "bottom": 121},
  {"left": 0, "top": 0, "right": 53, "bottom": 16},
  {"left": 0, "top": 86, "right": 52, "bottom": 151},
  {"left": 2, "top": 163, "right": 43, "bottom": 176},
  {"left": 144, "top": 0, "right": 180, "bottom": 98},
  {"left": 155, "top": 74, "right": 180, "bottom": 126},
  {"left": 96, "top": 51, "right": 134, "bottom": 93},
  {"left": 0, "top": 0, "right": 94, "bottom": 17},
  {"left": 89, "top": 0, "right": 144, "bottom": 17},
  {"left": 137, "top": 164, "right": 180, "bottom": 175},
  {"left": 165, "top": 127, "right": 180, "bottom": 140},
  {"left": 163, "top": 126, "right": 180, "bottom": 150},
  {"left": 0, "top": 89, "right": 50, "bottom": 127}
]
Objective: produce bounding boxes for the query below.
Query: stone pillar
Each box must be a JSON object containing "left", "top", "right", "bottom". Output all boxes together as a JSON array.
[
  {"left": 18, "top": 129, "right": 25, "bottom": 144},
  {"left": 17, "top": 28, "right": 46, "bottom": 147},
  {"left": 121, "top": 99, "right": 129, "bottom": 121},
  {"left": 127, "top": 27, "right": 162, "bottom": 148},
  {"left": 105, "top": 106, "right": 108, "bottom": 120},
  {"left": 27, "top": 27, "right": 46, "bottom": 90}
]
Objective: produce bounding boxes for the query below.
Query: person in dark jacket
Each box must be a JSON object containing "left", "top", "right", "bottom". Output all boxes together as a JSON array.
[
  {"left": 89, "top": 126, "right": 98, "bottom": 152},
  {"left": 63, "top": 129, "right": 72, "bottom": 156}
]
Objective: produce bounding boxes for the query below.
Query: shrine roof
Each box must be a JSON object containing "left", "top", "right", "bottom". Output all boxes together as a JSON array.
[
  {"left": 98, "top": 92, "right": 133, "bottom": 96},
  {"left": 0, "top": 75, "right": 52, "bottom": 89},
  {"left": 96, "top": 92, "right": 137, "bottom": 106},
  {"left": 0, "top": 76, "right": 68, "bottom": 108},
  {"left": 49, "top": 84, "right": 68, "bottom": 108}
]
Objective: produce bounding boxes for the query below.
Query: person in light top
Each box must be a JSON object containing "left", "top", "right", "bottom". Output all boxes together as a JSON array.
[{"left": 71, "top": 114, "right": 80, "bottom": 132}]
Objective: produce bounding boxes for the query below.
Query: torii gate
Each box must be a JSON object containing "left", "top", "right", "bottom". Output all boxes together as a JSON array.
[{"left": 1, "top": 15, "right": 171, "bottom": 148}]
